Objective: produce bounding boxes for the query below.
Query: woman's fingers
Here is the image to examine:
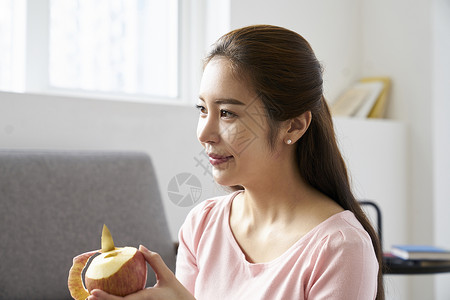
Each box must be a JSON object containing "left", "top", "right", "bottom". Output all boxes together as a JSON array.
[
  {"left": 87, "top": 289, "right": 122, "bottom": 300},
  {"left": 88, "top": 289, "right": 151, "bottom": 300},
  {"left": 87, "top": 247, "right": 184, "bottom": 300},
  {"left": 139, "top": 245, "right": 175, "bottom": 283}
]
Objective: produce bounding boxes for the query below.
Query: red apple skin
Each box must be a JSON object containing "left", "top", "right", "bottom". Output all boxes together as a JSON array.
[
  {"left": 85, "top": 250, "right": 147, "bottom": 296},
  {"left": 68, "top": 250, "right": 99, "bottom": 300}
]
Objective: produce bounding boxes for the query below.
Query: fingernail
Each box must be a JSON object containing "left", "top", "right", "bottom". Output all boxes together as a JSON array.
[
  {"left": 139, "top": 245, "right": 150, "bottom": 253},
  {"left": 90, "top": 289, "right": 104, "bottom": 297}
]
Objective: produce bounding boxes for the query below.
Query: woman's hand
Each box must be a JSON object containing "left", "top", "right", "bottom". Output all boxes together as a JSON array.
[{"left": 87, "top": 245, "right": 195, "bottom": 300}]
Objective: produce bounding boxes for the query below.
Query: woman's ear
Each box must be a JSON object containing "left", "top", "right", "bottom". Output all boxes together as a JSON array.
[{"left": 284, "top": 111, "right": 312, "bottom": 144}]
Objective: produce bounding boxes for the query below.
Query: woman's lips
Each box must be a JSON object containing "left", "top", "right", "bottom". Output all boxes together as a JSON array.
[{"left": 208, "top": 153, "right": 234, "bottom": 166}]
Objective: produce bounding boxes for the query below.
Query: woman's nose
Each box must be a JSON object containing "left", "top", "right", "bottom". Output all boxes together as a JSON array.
[{"left": 197, "top": 115, "right": 220, "bottom": 144}]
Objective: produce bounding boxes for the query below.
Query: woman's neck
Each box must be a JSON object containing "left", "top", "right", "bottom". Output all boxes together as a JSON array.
[
  {"left": 236, "top": 165, "right": 318, "bottom": 226},
  {"left": 230, "top": 145, "right": 341, "bottom": 227}
]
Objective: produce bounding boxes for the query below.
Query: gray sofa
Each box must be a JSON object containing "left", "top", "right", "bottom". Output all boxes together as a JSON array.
[{"left": 0, "top": 150, "right": 176, "bottom": 299}]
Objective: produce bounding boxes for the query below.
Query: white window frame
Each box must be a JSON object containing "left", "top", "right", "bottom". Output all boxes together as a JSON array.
[
  {"left": 4, "top": 0, "right": 230, "bottom": 105},
  {"left": 20, "top": 0, "right": 210, "bottom": 105}
]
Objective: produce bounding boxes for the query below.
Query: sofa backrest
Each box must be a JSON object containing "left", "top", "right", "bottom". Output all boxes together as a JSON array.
[{"left": 0, "top": 150, "right": 176, "bottom": 299}]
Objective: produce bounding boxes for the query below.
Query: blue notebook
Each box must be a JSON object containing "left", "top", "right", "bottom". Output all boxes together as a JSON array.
[{"left": 391, "top": 245, "right": 450, "bottom": 260}]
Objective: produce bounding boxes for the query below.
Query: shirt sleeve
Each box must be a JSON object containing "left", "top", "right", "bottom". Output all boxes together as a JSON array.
[
  {"left": 305, "top": 228, "right": 379, "bottom": 300},
  {"left": 175, "top": 199, "right": 217, "bottom": 295},
  {"left": 175, "top": 220, "right": 199, "bottom": 294}
]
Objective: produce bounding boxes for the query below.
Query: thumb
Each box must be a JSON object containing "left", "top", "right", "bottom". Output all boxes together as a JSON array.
[{"left": 139, "top": 245, "right": 175, "bottom": 283}]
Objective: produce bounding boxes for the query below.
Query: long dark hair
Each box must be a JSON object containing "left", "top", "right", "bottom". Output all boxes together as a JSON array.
[{"left": 205, "top": 24, "right": 385, "bottom": 300}]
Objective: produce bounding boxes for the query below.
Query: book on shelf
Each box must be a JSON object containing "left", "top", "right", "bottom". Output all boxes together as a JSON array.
[
  {"left": 391, "top": 245, "right": 450, "bottom": 261},
  {"left": 361, "top": 77, "right": 391, "bottom": 119},
  {"left": 330, "top": 77, "right": 391, "bottom": 119}
]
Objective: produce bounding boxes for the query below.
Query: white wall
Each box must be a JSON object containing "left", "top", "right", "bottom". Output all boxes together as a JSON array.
[{"left": 433, "top": 0, "right": 450, "bottom": 297}]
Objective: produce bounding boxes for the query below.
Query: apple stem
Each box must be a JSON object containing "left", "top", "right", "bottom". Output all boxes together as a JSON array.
[{"left": 101, "top": 224, "right": 115, "bottom": 253}]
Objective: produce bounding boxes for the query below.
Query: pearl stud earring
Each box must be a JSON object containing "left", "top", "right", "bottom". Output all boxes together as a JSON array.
[{"left": 286, "top": 139, "right": 292, "bottom": 144}]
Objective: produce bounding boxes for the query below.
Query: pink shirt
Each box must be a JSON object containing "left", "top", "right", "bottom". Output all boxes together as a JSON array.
[{"left": 176, "top": 192, "right": 378, "bottom": 300}]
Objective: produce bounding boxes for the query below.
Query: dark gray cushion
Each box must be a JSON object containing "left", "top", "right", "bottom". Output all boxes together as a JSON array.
[{"left": 0, "top": 150, "right": 176, "bottom": 299}]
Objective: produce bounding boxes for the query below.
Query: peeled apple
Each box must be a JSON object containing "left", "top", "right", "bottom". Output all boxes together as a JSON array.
[{"left": 68, "top": 225, "right": 147, "bottom": 299}]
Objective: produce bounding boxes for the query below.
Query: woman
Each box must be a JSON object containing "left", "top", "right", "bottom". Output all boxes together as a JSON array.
[{"left": 89, "top": 25, "right": 384, "bottom": 300}]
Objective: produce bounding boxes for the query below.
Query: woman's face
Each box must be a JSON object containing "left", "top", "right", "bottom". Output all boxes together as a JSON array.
[{"left": 196, "top": 57, "right": 284, "bottom": 187}]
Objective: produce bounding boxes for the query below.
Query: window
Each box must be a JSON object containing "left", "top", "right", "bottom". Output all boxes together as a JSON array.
[
  {"left": 49, "top": 0, "right": 178, "bottom": 98},
  {"left": 0, "top": 0, "right": 183, "bottom": 101},
  {"left": 0, "top": 0, "right": 26, "bottom": 92}
]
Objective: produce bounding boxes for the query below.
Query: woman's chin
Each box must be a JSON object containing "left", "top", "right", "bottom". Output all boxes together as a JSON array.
[
  {"left": 213, "top": 177, "right": 234, "bottom": 187},
  {"left": 212, "top": 171, "right": 238, "bottom": 187}
]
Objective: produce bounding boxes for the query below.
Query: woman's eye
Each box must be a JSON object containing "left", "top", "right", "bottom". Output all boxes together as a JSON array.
[
  {"left": 195, "top": 105, "right": 236, "bottom": 119},
  {"left": 195, "top": 104, "right": 207, "bottom": 115},
  {"left": 220, "top": 109, "right": 237, "bottom": 118}
]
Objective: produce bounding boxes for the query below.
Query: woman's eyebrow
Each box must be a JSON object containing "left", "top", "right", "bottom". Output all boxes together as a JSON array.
[
  {"left": 198, "top": 96, "right": 246, "bottom": 106},
  {"left": 214, "top": 98, "right": 246, "bottom": 105}
]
